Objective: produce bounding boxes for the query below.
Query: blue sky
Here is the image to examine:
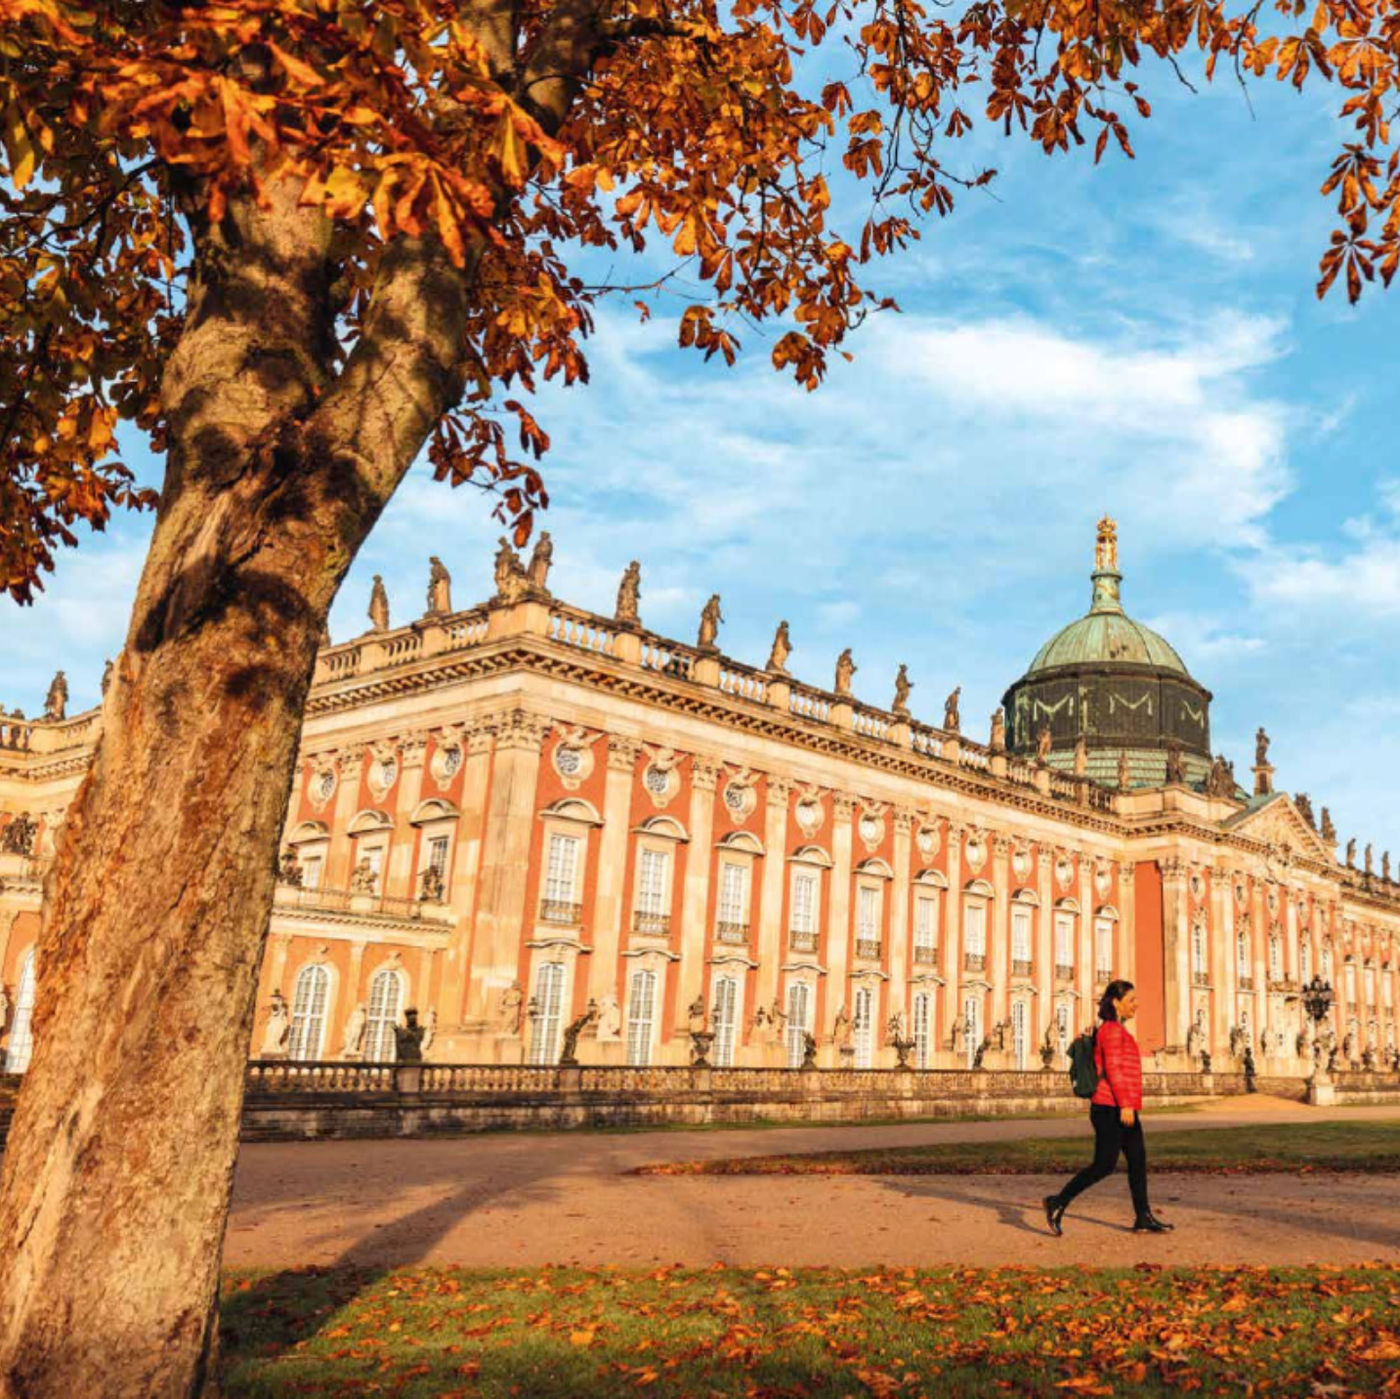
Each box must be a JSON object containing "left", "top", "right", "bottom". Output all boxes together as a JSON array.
[{"left": 4, "top": 55, "right": 1397, "bottom": 853}]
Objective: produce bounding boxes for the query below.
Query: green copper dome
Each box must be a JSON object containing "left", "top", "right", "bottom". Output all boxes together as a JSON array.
[{"left": 1026, "top": 611, "right": 1189, "bottom": 677}]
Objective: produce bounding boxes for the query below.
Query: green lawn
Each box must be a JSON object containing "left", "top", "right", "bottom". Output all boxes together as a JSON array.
[
  {"left": 633, "top": 1120, "right": 1400, "bottom": 1176},
  {"left": 220, "top": 1264, "right": 1400, "bottom": 1397}
]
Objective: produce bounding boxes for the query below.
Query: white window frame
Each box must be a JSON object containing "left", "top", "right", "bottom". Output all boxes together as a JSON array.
[
  {"left": 360, "top": 841, "right": 387, "bottom": 893},
  {"left": 1011, "top": 998, "right": 1028, "bottom": 1070},
  {"left": 1236, "top": 930, "right": 1251, "bottom": 980},
  {"left": 1054, "top": 912, "right": 1074, "bottom": 967},
  {"left": 853, "top": 986, "right": 876, "bottom": 1069},
  {"left": 712, "top": 973, "right": 742, "bottom": 1067},
  {"left": 365, "top": 965, "right": 406, "bottom": 1062},
  {"left": 1268, "top": 934, "right": 1283, "bottom": 981},
  {"left": 626, "top": 968, "right": 659, "bottom": 1065},
  {"left": 1094, "top": 917, "right": 1114, "bottom": 978},
  {"left": 288, "top": 963, "right": 333, "bottom": 1062},
  {"left": 790, "top": 869, "right": 820, "bottom": 937},
  {"left": 300, "top": 852, "right": 325, "bottom": 892},
  {"left": 1300, "top": 940, "right": 1312, "bottom": 984},
  {"left": 4, "top": 946, "right": 37, "bottom": 1073},
  {"left": 913, "top": 892, "right": 939, "bottom": 960},
  {"left": 855, "top": 882, "right": 882, "bottom": 945},
  {"left": 1055, "top": 1001, "right": 1071, "bottom": 1060},
  {"left": 785, "top": 981, "right": 812, "bottom": 1067},
  {"left": 1192, "top": 921, "right": 1207, "bottom": 977},
  {"left": 911, "top": 990, "right": 933, "bottom": 1069},
  {"left": 964, "top": 901, "right": 987, "bottom": 957},
  {"left": 529, "top": 961, "right": 567, "bottom": 1065},
  {"left": 1011, "top": 906, "right": 1032, "bottom": 966},
  {"left": 1322, "top": 945, "right": 1334, "bottom": 983},
  {"left": 544, "top": 831, "right": 583, "bottom": 907},
  {"left": 716, "top": 859, "right": 751, "bottom": 929},
  {"left": 963, "top": 992, "right": 981, "bottom": 1070}
]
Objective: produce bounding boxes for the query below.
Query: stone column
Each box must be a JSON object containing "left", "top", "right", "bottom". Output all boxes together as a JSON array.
[
  {"left": 1117, "top": 861, "right": 1136, "bottom": 985},
  {"left": 1035, "top": 848, "right": 1054, "bottom": 1048},
  {"left": 394, "top": 732, "right": 429, "bottom": 896},
  {"left": 941, "top": 822, "right": 964, "bottom": 1059},
  {"left": 587, "top": 735, "right": 641, "bottom": 1008},
  {"left": 1210, "top": 863, "right": 1232, "bottom": 1057},
  {"left": 677, "top": 757, "right": 720, "bottom": 1007},
  {"left": 439, "top": 726, "right": 495, "bottom": 1033},
  {"left": 1284, "top": 888, "right": 1300, "bottom": 982},
  {"left": 1160, "top": 857, "right": 1190, "bottom": 1050},
  {"left": 329, "top": 745, "right": 365, "bottom": 887},
  {"left": 345, "top": 939, "right": 368, "bottom": 1024},
  {"left": 754, "top": 778, "right": 791, "bottom": 1015},
  {"left": 990, "top": 834, "right": 1012, "bottom": 1026},
  {"left": 1251, "top": 879, "right": 1268, "bottom": 1043},
  {"left": 889, "top": 810, "right": 914, "bottom": 1022},
  {"left": 1076, "top": 850, "right": 1094, "bottom": 1016},
  {"left": 464, "top": 709, "right": 549, "bottom": 1025},
  {"left": 825, "top": 795, "right": 855, "bottom": 1038}
]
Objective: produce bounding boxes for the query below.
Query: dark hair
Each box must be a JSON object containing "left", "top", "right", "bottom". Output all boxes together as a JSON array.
[{"left": 1098, "top": 980, "right": 1135, "bottom": 1022}]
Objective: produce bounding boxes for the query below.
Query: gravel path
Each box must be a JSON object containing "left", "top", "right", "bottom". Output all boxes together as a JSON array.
[{"left": 225, "top": 1096, "right": 1400, "bottom": 1269}]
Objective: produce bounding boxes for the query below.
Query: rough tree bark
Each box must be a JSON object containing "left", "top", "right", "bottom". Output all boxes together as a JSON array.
[{"left": 0, "top": 176, "right": 473, "bottom": 1397}]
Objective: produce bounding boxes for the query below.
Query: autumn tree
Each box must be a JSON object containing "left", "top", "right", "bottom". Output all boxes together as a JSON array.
[{"left": 1, "top": 0, "right": 1398, "bottom": 1393}]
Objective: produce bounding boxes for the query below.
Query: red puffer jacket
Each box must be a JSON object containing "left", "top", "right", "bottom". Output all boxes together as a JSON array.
[{"left": 1091, "top": 1019, "right": 1143, "bottom": 1111}]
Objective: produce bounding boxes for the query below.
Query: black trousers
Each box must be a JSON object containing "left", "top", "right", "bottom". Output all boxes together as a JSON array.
[{"left": 1055, "top": 1103, "right": 1151, "bottom": 1218}]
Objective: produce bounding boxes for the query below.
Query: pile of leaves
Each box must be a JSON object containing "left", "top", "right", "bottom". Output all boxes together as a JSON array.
[{"left": 219, "top": 1263, "right": 1400, "bottom": 1397}]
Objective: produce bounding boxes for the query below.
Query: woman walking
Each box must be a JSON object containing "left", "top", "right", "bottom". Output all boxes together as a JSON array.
[{"left": 1044, "top": 979, "right": 1174, "bottom": 1235}]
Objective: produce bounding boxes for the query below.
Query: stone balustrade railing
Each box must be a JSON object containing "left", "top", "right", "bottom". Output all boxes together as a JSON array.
[{"left": 273, "top": 881, "right": 453, "bottom": 926}]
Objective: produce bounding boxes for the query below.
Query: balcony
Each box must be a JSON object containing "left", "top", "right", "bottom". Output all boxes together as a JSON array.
[
  {"left": 715, "top": 921, "right": 749, "bottom": 944},
  {"left": 1237, "top": 975, "right": 1254, "bottom": 991},
  {"left": 1192, "top": 972, "right": 1211, "bottom": 988},
  {"left": 963, "top": 952, "right": 986, "bottom": 973},
  {"left": 912, "top": 945, "right": 938, "bottom": 967},
  {"left": 1055, "top": 963, "right": 1074, "bottom": 982},
  {"left": 273, "top": 881, "right": 452, "bottom": 927},
  {"left": 855, "top": 938, "right": 882, "bottom": 961},
  {"left": 540, "top": 899, "right": 584, "bottom": 926},
  {"left": 632, "top": 909, "right": 671, "bottom": 937},
  {"left": 1095, "top": 968, "right": 1113, "bottom": 986},
  {"left": 1268, "top": 977, "right": 1299, "bottom": 994},
  {"left": 788, "top": 928, "right": 819, "bottom": 954},
  {"left": 1012, "top": 958, "right": 1033, "bottom": 977}
]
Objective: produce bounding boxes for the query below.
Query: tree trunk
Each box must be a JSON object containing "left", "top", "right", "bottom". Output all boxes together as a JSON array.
[{"left": 0, "top": 176, "right": 473, "bottom": 1397}]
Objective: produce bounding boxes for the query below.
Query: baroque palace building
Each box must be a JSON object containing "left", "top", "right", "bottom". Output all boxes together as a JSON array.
[{"left": 1, "top": 519, "right": 1399, "bottom": 1079}]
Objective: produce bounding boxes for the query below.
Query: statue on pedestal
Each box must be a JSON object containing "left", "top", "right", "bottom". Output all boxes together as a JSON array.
[
  {"left": 526, "top": 531, "right": 553, "bottom": 594},
  {"left": 1040, "top": 1024, "right": 1056, "bottom": 1068},
  {"left": 498, "top": 981, "right": 524, "bottom": 1036},
  {"left": 1295, "top": 792, "right": 1315, "bottom": 828},
  {"left": 1255, "top": 727, "right": 1270, "bottom": 766},
  {"left": 1321, "top": 807, "right": 1337, "bottom": 843},
  {"left": 687, "top": 995, "right": 707, "bottom": 1035},
  {"left": 419, "top": 864, "right": 445, "bottom": 903},
  {"left": 368, "top": 575, "right": 390, "bottom": 632},
  {"left": 1346, "top": 837, "right": 1357, "bottom": 867},
  {"left": 989, "top": 708, "right": 1006, "bottom": 753},
  {"left": 1165, "top": 740, "right": 1186, "bottom": 785},
  {"left": 349, "top": 858, "right": 377, "bottom": 894},
  {"left": 1117, "top": 751, "right": 1132, "bottom": 791},
  {"left": 260, "top": 991, "right": 290, "bottom": 1059},
  {"left": 1036, "top": 725, "right": 1052, "bottom": 764},
  {"left": 43, "top": 671, "right": 67, "bottom": 721},
  {"left": 697, "top": 594, "right": 724, "bottom": 650},
  {"left": 834, "top": 648, "right": 857, "bottom": 697},
  {"left": 394, "top": 1008, "right": 425, "bottom": 1062},
  {"left": 1073, "top": 733, "right": 1088, "bottom": 777},
  {"left": 341, "top": 1004, "right": 367, "bottom": 1059},
  {"left": 891, "top": 665, "right": 912, "bottom": 717},
  {"left": 1, "top": 812, "right": 37, "bottom": 857},
  {"left": 615, "top": 561, "right": 642, "bottom": 626},
  {"left": 943, "top": 687, "right": 961, "bottom": 733},
  {"left": 558, "top": 1003, "right": 596, "bottom": 1066},
  {"left": 493, "top": 538, "right": 529, "bottom": 603},
  {"left": 801, "top": 1031, "right": 818, "bottom": 1070},
  {"left": 421, "top": 1008, "right": 437, "bottom": 1055},
  {"left": 426, "top": 556, "right": 452, "bottom": 615},
  {"left": 832, "top": 1003, "right": 852, "bottom": 1049},
  {"left": 766, "top": 621, "right": 791, "bottom": 675}
]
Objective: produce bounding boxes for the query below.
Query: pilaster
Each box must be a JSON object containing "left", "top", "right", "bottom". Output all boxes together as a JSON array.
[
  {"left": 587, "top": 734, "right": 641, "bottom": 1009},
  {"left": 990, "top": 834, "right": 1012, "bottom": 1025},
  {"left": 1075, "top": 849, "right": 1094, "bottom": 1016},
  {"left": 1160, "top": 855, "right": 1189, "bottom": 1051},
  {"left": 440, "top": 726, "right": 495, "bottom": 1032},
  {"left": 826, "top": 794, "right": 855, "bottom": 1035},
  {"left": 677, "top": 757, "right": 720, "bottom": 1008},
  {"left": 755, "top": 777, "right": 791, "bottom": 1013},
  {"left": 888, "top": 809, "right": 914, "bottom": 1021},
  {"left": 942, "top": 821, "right": 963, "bottom": 1057},
  {"left": 1035, "top": 848, "right": 1054, "bottom": 1049}
]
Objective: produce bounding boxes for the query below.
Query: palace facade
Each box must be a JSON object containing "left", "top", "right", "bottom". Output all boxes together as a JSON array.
[{"left": 2, "top": 520, "right": 1398, "bottom": 1078}]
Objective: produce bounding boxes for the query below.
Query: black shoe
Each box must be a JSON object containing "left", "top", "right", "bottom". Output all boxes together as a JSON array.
[
  {"left": 1132, "top": 1212, "right": 1174, "bottom": 1233},
  {"left": 1043, "top": 1195, "right": 1065, "bottom": 1236}
]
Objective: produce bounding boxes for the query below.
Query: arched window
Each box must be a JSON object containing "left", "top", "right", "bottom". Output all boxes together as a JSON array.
[
  {"left": 712, "top": 974, "right": 741, "bottom": 1067},
  {"left": 4, "top": 947, "right": 36, "bottom": 1073},
  {"left": 626, "top": 969, "right": 658, "bottom": 1066},
  {"left": 365, "top": 966, "right": 406, "bottom": 1062},
  {"left": 288, "top": 964, "right": 331, "bottom": 1061},
  {"left": 785, "top": 982, "right": 812, "bottom": 1068}
]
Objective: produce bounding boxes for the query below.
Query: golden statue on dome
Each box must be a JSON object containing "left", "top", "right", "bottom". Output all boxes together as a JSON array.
[{"left": 1095, "top": 514, "right": 1118, "bottom": 572}]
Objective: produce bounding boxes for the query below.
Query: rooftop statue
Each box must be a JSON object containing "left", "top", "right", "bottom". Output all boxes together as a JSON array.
[
  {"left": 1295, "top": 792, "right": 1315, "bottom": 828},
  {"left": 834, "top": 648, "right": 857, "bottom": 697},
  {"left": 493, "top": 537, "right": 529, "bottom": 603},
  {"left": 425, "top": 556, "right": 452, "bottom": 615},
  {"left": 101, "top": 659, "right": 114, "bottom": 696},
  {"left": 1094, "top": 514, "right": 1118, "bottom": 572},
  {"left": 1165, "top": 739, "right": 1186, "bottom": 786},
  {"left": 766, "top": 620, "right": 791, "bottom": 675},
  {"left": 368, "top": 575, "right": 390, "bottom": 632},
  {"left": 1205, "top": 754, "right": 1235, "bottom": 799},
  {"left": 1255, "top": 726, "right": 1270, "bottom": 767},
  {"left": 989, "top": 707, "right": 1006, "bottom": 753},
  {"left": 943, "top": 686, "right": 961, "bottom": 733},
  {"left": 697, "top": 594, "right": 723, "bottom": 651},
  {"left": 891, "top": 664, "right": 912, "bottom": 716},
  {"left": 1036, "top": 723, "right": 1052, "bottom": 763},
  {"left": 1118, "top": 750, "right": 1131, "bottom": 790},
  {"left": 43, "top": 670, "right": 67, "bottom": 721},
  {"left": 615, "top": 560, "right": 641, "bottom": 626},
  {"left": 526, "top": 530, "right": 553, "bottom": 595},
  {"left": 1321, "top": 807, "right": 1337, "bottom": 843},
  {"left": 1346, "top": 837, "right": 1357, "bottom": 867},
  {"left": 1073, "top": 732, "right": 1088, "bottom": 777}
]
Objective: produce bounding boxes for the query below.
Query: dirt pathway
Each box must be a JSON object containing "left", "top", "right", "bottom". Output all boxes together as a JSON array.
[{"left": 226, "top": 1097, "right": 1400, "bottom": 1270}]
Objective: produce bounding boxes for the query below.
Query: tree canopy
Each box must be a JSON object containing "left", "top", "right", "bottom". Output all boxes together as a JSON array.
[{"left": 2, "top": 0, "right": 1397, "bottom": 605}]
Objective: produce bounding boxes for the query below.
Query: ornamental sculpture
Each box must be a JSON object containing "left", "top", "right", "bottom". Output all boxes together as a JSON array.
[
  {"left": 43, "top": 670, "right": 67, "bottom": 721},
  {"left": 394, "top": 1008, "right": 425, "bottom": 1062},
  {"left": 615, "top": 560, "right": 642, "bottom": 625},
  {"left": 493, "top": 537, "right": 529, "bottom": 603},
  {"left": 368, "top": 575, "right": 390, "bottom": 632},
  {"left": 989, "top": 707, "right": 1006, "bottom": 753},
  {"left": 419, "top": 864, "right": 445, "bottom": 903},
  {"left": 834, "top": 648, "right": 857, "bottom": 697},
  {"left": 277, "top": 847, "right": 302, "bottom": 887},
  {"left": 498, "top": 981, "right": 524, "bottom": 1036},
  {"left": 1205, "top": 754, "right": 1235, "bottom": 799},
  {"left": 766, "top": 621, "right": 791, "bottom": 674},
  {"left": 1073, "top": 733, "right": 1088, "bottom": 777},
  {"left": 558, "top": 1002, "right": 598, "bottom": 1065},
  {"left": 1036, "top": 724, "right": 1052, "bottom": 764},
  {"left": 1321, "top": 807, "right": 1337, "bottom": 842},
  {"left": 697, "top": 594, "right": 724, "bottom": 651},
  {"left": 1165, "top": 740, "right": 1186, "bottom": 786},
  {"left": 1118, "top": 751, "right": 1132, "bottom": 790},
  {"left": 425, "top": 556, "right": 452, "bottom": 615},
  {"left": 526, "top": 531, "right": 553, "bottom": 595},
  {"left": 943, "top": 687, "right": 961, "bottom": 733},
  {"left": 340, "top": 1004, "right": 367, "bottom": 1059},
  {"left": 891, "top": 664, "right": 912, "bottom": 717},
  {"left": 1255, "top": 726, "right": 1270, "bottom": 766},
  {"left": 259, "top": 991, "right": 290, "bottom": 1059},
  {"left": 1296, "top": 792, "right": 1315, "bottom": 828}
]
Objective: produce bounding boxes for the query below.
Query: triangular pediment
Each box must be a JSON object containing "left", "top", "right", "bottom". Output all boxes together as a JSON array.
[{"left": 1225, "top": 793, "right": 1337, "bottom": 863}]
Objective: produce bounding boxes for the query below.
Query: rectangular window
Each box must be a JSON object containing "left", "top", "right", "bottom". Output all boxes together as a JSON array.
[
  {"left": 1300, "top": 941, "right": 1312, "bottom": 983},
  {"left": 1269, "top": 937, "right": 1283, "bottom": 981},
  {"left": 301, "top": 854, "right": 323, "bottom": 892},
  {"left": 785, "top": 982, "right": 812, "bottom": 1067},
  {"left": 712, "top": 975, "right": 741, "bottom": 1067},
  {"left": 1055, "top": 1002, "right": 1071, "bottom": 1059},
  {"left": 1011, "top": 907, "right": 1032, "bottom": 965},
  {"left": 1095, "top": 918, "right": 1114, "bottom": 977},
  {"left": 1054, "top": 912, "right": 1074, "bottom": 967},
  {"left": 1192, "top": 923, "right": 1206, "bottom": 976},
  {"left": 913, "top": 894, "right": 938, "bottom": 959},
  {"left": 717, "top": 861, "right": 750, "bottom": 927},
  {"left": 1237, "top": 933, "right": 1252, "bottom": 980},
  {"left": 427, "top": 835, "right": 450, "bottom": 874},
  {"left": 529, "top": 963, "right": 566, "bottom": 1065},
  {"left": 1011, "top": 999, "right": 1028, "bottom": 1070},
  {"left": 636, "top": 847, "right": 670, "bottom": 916},
  {"left": 626, "top": 970, "right": 658, "bottom": 1066},
  {"left": 964, "top": 902, "right": 987, "bottom": 956},
  {"left": 1364, "top": 967, "right": 1376, "bottom": 1003},
  {"left": 853, "top": 986, "right": 875, "bottom": 1069},
  {"left": 790, "top": 871, "right": 819, "bottom": 935},
  {"left": 856, "top": 885, "right": 882, "bottom": 944},
  {"left": 544, "top": 832, "right": 581, "bottom": 905},
  {"left": 912, "top": 991, "right": 933, "bottom": 1069},
  {"left": 363, "top": 844, "right": 385, "bottom": 892},
  {"left": 1346, "top": 963, "right": 1357, "bottom": 1001},
  {"left": 963, "top": 993, "right": 980, "bottom": 1070}
]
